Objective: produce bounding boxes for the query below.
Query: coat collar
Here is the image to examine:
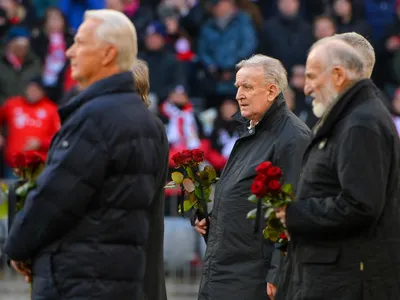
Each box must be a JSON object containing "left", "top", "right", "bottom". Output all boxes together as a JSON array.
[
  {"left": 232, "top": 93, "right": 287, "bottom": 137},
  {"left": 58, "top": 71, "right": 135, "bottom": 123},
  {"left": 312, "top": 78, "right": 376, "bottom": 140}
]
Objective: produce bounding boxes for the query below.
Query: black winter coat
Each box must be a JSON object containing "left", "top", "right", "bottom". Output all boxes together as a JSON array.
[
  {"left": 277, "top": 79, "right": 400, "bottom": 300},
  {"left": 3, "top": 72, "right": 169, "bottom": 300},
  {"left": 198, "top": 95, "right": 310, "bottom": 300}
]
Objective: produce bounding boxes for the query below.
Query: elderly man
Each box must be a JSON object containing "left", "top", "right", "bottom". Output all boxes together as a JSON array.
[
  {"left": 4, "top": 9, "right": 169, "bottom": 300},
  {"left": 276, "top": 38, "right": 400, "bottom": 299},
  {"left": 195, "top": 54, "right": 310, "bottom": 300}
]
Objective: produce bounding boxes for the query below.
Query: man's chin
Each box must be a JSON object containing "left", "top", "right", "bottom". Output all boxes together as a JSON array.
[{"left": 312, "top": 103, "right": 326, "bottom": 118}]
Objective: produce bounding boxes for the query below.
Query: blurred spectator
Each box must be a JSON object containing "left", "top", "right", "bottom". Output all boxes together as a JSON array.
[
  {"left": 332, "top": 0, "right": 371, "bottom": 38},
  {"left": 0, "top": 76, "right": 60, "bottom": 178},
  {"left": 0, "top": 0, "right": 37, "bottom": 29},
  {"left": 236, "top": 0, "right": 264, "bottom": 32},
  {"left": 157, "top": 2, "right": 195, "bottom": 61},
  {"left": 138, "top": 21, "right": 186, "bottom": 104},
  {"left": 106, "top": 0, "right": 154, "bottom": 51},
  {"left": 160, "top": 85, "right": 206, "bottom": 167},
  {"left": 197, "top": 0, "right": 257, "bottom": 106},
  {"left": 31, "top": 0, "right": 59, "bottom": 19},
  {"left": 205, "top": 98, "right": 238, "bottom": 172},
  {"left": 392, "top": 87, "right": 400, "bottom": 135},
  {"left": 313, "top": 15, "right": 337, "bottom": 40},
  {"left": 363, "top": 0, "right": 396, "bottom": 42},
  {"left": 289, "top": 64, "right": 317, "bottom": 128},
  {"left": 262, "top": 0, "right": 313, "bottom": 74},
  {"left": 162, "top": 0, "right": 207, "bottom": 42},
  {"left": 283, "top": 86, "right": 295, "bottom": 111},
  {"left": 382, "top": 0, "right": 400, "bottom": 85},
  {"left": 58, "top": 0, "right": 105, "bottom": 32},
  {"left": 30, "top": 7, "right": 74, "bottom": 102},
  {"left": 0, "top": 26, "right": 41, "bottom": 104}
]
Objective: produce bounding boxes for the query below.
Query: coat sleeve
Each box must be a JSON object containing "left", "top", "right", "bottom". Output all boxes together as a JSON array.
[
  {"left": 266, "top": 133, "right": 309, "bottom": 283},
  {"left": 4, "top": 117, "right": 108, "bottom": 261},
  {"left": 286, "top": 126, "right": 391, "bottom": 238}
]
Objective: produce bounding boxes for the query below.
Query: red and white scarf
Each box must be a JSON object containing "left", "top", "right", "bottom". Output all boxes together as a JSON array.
[
  {"left": 161, "top": 101, "right": 201, "bottom": 149},
  {"left": 42, "top": 32, "right": 66, "bottom": 86}
]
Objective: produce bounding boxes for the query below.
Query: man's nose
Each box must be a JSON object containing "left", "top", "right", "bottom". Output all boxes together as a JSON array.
[
  {"left": 304, "top": 83, "right": 312, "bottom": 96},
  {"left": 66, "top": 44, "right": 75, "bottom": 58}
]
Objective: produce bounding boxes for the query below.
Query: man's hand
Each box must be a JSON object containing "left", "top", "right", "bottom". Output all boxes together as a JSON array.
[
  {"left": 24, "top": 137, "right": 41, "bottom": 151},
  {"left": 275, "top": 206, "right": 287, "bottom": 227},
  {"left": 267, "top": 282, "right": 277, "bottom": 299},
  {"left": 194, "top": 218, "right": 208, "bottom": 236},
  {"left": 11, "top": 260, "right": 32, "bottom": 283}
]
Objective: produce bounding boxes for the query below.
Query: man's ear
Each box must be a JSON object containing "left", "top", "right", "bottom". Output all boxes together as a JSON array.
[
  {"left": 101, "top": 45, "right": 118, "bottom": 67},
  {"left": 332, "top": 66, "right": 347, "bottom": 88},
  {"left": 267, "top": 84, "right": 279, "bottom": 102}
]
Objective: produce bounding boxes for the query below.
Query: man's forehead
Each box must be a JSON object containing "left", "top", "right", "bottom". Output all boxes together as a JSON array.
[
  {"left": 76, "top": 19, "right": 101, "bottom": 38},
  {"left": 236, "top": 67, "right": 263, "bottom": 83}
]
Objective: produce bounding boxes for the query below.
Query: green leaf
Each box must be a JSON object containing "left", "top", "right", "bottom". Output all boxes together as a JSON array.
[
  {"left": 248, "top": 194, "right": 258, "bottom": 203},
  {"left": 195, "top": 186, "right": 211, "bottom": 202},
  {"left": 183, "top": 178, "right": 195, "bottom": 193},
  {"left": 247, "top": 208, "right": 258, "bottom": 220},
  {"left": 203, "top": 165, "right": 217, "bottom": 183},
  {"left": 264, "top": 208, "right": 275, "bottom": 219},
  {"left": 186, "top": 167, "right": 195, "bottom": 180},
  {"left": 171, "top": 172, "right": 184, "bottom": 184},
  {"left": 164, "top": 181, "right": 178, "bottom": 189},
  {"left": 265, "top": 226, "right": 279, "bottom": 242},
  {"left": 282, "top": 183, "right": 293, "bottom": 195},
  {"left": 15, "top": 181, "right": 36, "bottom": 198},
  {"left": 263, "top": 228, "right": 270, "bottom": 239},
  {"left": 178, "top": 200, "right": 195, "bottom": 213}
]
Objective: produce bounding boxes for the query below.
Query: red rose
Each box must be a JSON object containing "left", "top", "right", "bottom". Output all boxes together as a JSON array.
[
  {"left": 251, "top": 180, "right": 267, "bottom": 198},
  {"left": 191, "top": 149, "right": 204, "bottom": 163},
  {"left": 268, "top": 179, "right": 281, "bottom": 192},
  {"left": 24, "top": 150, "right": 45, "bottom": 169},
  {"left": 279, "top": 232, "right": 288, "bottom": 240},
  {"left": 255, "top": 173, "right": 267, "bottom": 183},
  {"left": 266, "top": 166, "right": 282, "bottom": 179},
  {"left": 172, "top": 152, "right": 184, "bottom": 167},
  {"left": 12, "top": 152, "right": 26, "bottom": 169},
  {"left": 181, "top": 150, "right": 193, "bottom": 165},
  {"left": 255, "top": 161, "right": 272, "bottom": 175}
]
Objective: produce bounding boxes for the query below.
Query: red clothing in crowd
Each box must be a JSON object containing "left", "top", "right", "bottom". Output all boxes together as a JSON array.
[{"left": 0, "top": 96, "right": 60, "bottom": 166}]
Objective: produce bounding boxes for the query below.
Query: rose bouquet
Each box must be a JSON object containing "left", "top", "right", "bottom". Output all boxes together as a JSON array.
[
  {"left": 2, "top": 150, "right": 46, "bottom": 291},
  {"left": 247, "top": 161, "right": 293, "bottom": 251},
  {"left": 165, "top": 149, "right": 217, "bottom": 242}
]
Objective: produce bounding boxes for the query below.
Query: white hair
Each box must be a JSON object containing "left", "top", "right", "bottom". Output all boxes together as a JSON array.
[
  {"left": 332, "top": 32, "right": 375, "bottom": 78},
  {"left": 84, "top": 9, "right": 138, "bottom": 71},
  {"left": 310, "top": 38, "right": 365, "bottom": 80},
  {"left": 236, "top": 54, "right": 288, "bottom": 92}
]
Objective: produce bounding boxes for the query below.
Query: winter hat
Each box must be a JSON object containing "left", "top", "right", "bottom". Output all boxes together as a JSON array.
[{"left": 145, "top": 21, "right": 167, "bottom": 38}]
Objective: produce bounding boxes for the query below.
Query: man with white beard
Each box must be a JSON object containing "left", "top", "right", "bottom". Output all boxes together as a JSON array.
[{"left": 275, "top": 38, "right": 400, "bottom": 300}]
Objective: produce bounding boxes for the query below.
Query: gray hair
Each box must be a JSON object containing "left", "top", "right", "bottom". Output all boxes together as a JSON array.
[
  {"left": 236, "top": 54, "right": 288, "bottom": 92},
  {"left": 309, "top": 38, "right": 365, "bottom": 80},
  {"left": 332, "top": 32, "right": 375, "bottom": 78},
  {"left": 84, "top": 9, "right": 138, "bottom": 72}
]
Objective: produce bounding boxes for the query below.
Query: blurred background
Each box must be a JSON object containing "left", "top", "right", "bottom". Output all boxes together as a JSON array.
[{"left": 0, "top": 0, "right": 399, "bottom": 298}]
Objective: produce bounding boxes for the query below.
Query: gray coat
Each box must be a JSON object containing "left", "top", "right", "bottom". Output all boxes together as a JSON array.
[{"left": 198, "top": 95, "right": 310, "bottom": 300}]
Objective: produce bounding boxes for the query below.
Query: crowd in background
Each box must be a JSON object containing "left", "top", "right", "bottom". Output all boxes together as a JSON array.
[{"left": 0, "top": 0, "right": 399, "bottom": 183}]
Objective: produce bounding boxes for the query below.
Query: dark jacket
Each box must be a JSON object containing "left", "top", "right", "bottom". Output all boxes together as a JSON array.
[
  {"left": 198, "top": 95, "right": 310, "bottom": 300},
  {"left": 4, "top": 72, "right": 169, "bottom": 300},
  {"left": 277, "top": 79, "right": 400, "bottom": 300}
]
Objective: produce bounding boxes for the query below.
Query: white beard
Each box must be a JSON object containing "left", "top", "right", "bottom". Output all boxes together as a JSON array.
[
  {"left": 312, "top": 101, "right": 327, "bottom": 118},
  {"left": 311, "top": 82, "right": 339, "bottom": 118}
]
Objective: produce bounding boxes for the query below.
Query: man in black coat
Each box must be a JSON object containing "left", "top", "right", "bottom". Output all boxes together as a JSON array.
[
  {"left": 3, "top": 9, "right": 169, "bottom": 300},
  {"left": 195, "top": 54, "right": 310, "bottom": 300},
  {"left": 276, "top": 38, "right": 400, "bottom": 300}
]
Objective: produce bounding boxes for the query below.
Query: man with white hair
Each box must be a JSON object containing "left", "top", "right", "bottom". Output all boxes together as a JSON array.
[
  {"left": 194, "top": 54, "right": 310, "bottom": 300},
  {"left": 4, "top": 9, "right": 169, "bottom": 300},
  {"left": 275, "top": 38, "right": 400, "bottom": 299}
]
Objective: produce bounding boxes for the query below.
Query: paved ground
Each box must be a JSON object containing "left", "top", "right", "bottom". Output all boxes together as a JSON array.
[{"left": 0, "top": 267, "right": 199, "bottom": 300}]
